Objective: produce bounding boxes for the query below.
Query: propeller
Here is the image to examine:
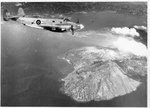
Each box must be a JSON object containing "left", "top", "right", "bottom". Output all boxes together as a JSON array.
[
  {"left": 70, "top": 25, "right": 74, "bottom": 35},
  {"left": 70, "top": 19, "right": 81, "bottom": 35},
  {"left": 77, "top": 19, "right": 79, "bottom": 24}
]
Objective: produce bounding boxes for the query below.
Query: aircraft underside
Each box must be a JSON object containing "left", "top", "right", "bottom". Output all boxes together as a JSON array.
[{"left": 42, "top": 26, "right": 67, "bottom": 32}]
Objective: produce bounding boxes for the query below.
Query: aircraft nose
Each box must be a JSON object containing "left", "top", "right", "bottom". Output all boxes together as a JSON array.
[{"left": 79, "top": 24, "right": 84, "bottom": 29}]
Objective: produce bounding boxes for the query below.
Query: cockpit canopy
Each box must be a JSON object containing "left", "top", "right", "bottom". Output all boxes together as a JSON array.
[{"left": 63, "top": 18, "right": 70, "bottom": 21}]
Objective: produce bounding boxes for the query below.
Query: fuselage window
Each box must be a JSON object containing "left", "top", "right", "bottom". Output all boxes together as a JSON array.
[{"left": 52, "top": 20, "right": 55, "bottom": 23}]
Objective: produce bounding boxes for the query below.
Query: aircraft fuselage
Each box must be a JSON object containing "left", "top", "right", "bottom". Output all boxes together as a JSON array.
[
  {"left": 15, "top": 17, "right": 83, "bottom": 33},
  {"left": 3, "top": 7, "right": 84, "bottom": 35}
]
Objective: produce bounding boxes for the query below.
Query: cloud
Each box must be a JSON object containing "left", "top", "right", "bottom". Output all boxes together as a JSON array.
[
  {"left": 134, "top": 25, "right": 147, "bottom": 30},
  {"left": 113, "top": 37, "right": 147, "bottom": 57},
  {"left": 111, "top": 27, "right": 139, "bottom": 37}
]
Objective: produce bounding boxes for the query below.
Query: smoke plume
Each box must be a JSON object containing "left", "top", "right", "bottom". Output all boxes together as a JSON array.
[
  {"left": 111, "top": 27, "right": 139, "bottom": 37},
  {"left": 113, "top": 37, "right": 147, "bottom": 57}
]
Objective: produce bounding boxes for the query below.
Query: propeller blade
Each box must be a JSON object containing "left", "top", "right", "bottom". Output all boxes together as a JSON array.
[
  {"left": 77, "top": 19, "right": 79, "bottom": 24},
  {"left": 71, "top": 29, "right": 74, "bottom": 35},
  {"left": 71, "top": 25, "right": 74, "bottom": 35}
]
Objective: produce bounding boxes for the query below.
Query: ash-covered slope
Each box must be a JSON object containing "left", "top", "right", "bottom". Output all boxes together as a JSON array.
[{"left": 60, "top": 47, "right": 147, "bottom": 102}]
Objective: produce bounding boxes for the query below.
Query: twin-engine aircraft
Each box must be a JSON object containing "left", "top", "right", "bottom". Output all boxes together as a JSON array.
[{"left": 3, "top": 8, "right": 84, "bottom": 35}]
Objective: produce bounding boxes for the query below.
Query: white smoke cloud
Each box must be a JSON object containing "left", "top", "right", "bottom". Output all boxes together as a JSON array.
[
  {"left": 113, "top": 37, "right": 147, "bottom": 57},
  {"left": 134, "top": 25, "right": 147, "bottom": 30},
  {"left": 111, "top": 27, "right": 139, "bottom": 37}
]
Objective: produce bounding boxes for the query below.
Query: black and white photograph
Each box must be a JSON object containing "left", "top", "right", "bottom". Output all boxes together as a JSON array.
[{"left": 1, "top": 1, "right": 148, "bottom": 107}]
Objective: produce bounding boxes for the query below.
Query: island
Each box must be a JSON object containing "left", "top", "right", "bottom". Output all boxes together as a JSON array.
[{"left": 59, "top": 47, "right": 147, "bottom": 102}]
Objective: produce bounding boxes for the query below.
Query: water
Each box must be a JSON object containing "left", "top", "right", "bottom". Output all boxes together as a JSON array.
[{"left": 1, "top": 11, "right": 147, "bottom": 106}]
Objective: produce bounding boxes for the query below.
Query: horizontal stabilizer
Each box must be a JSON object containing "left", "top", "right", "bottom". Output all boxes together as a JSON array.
[{"left": 18, "top": 7, "right": 25, "bottom": 17}]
